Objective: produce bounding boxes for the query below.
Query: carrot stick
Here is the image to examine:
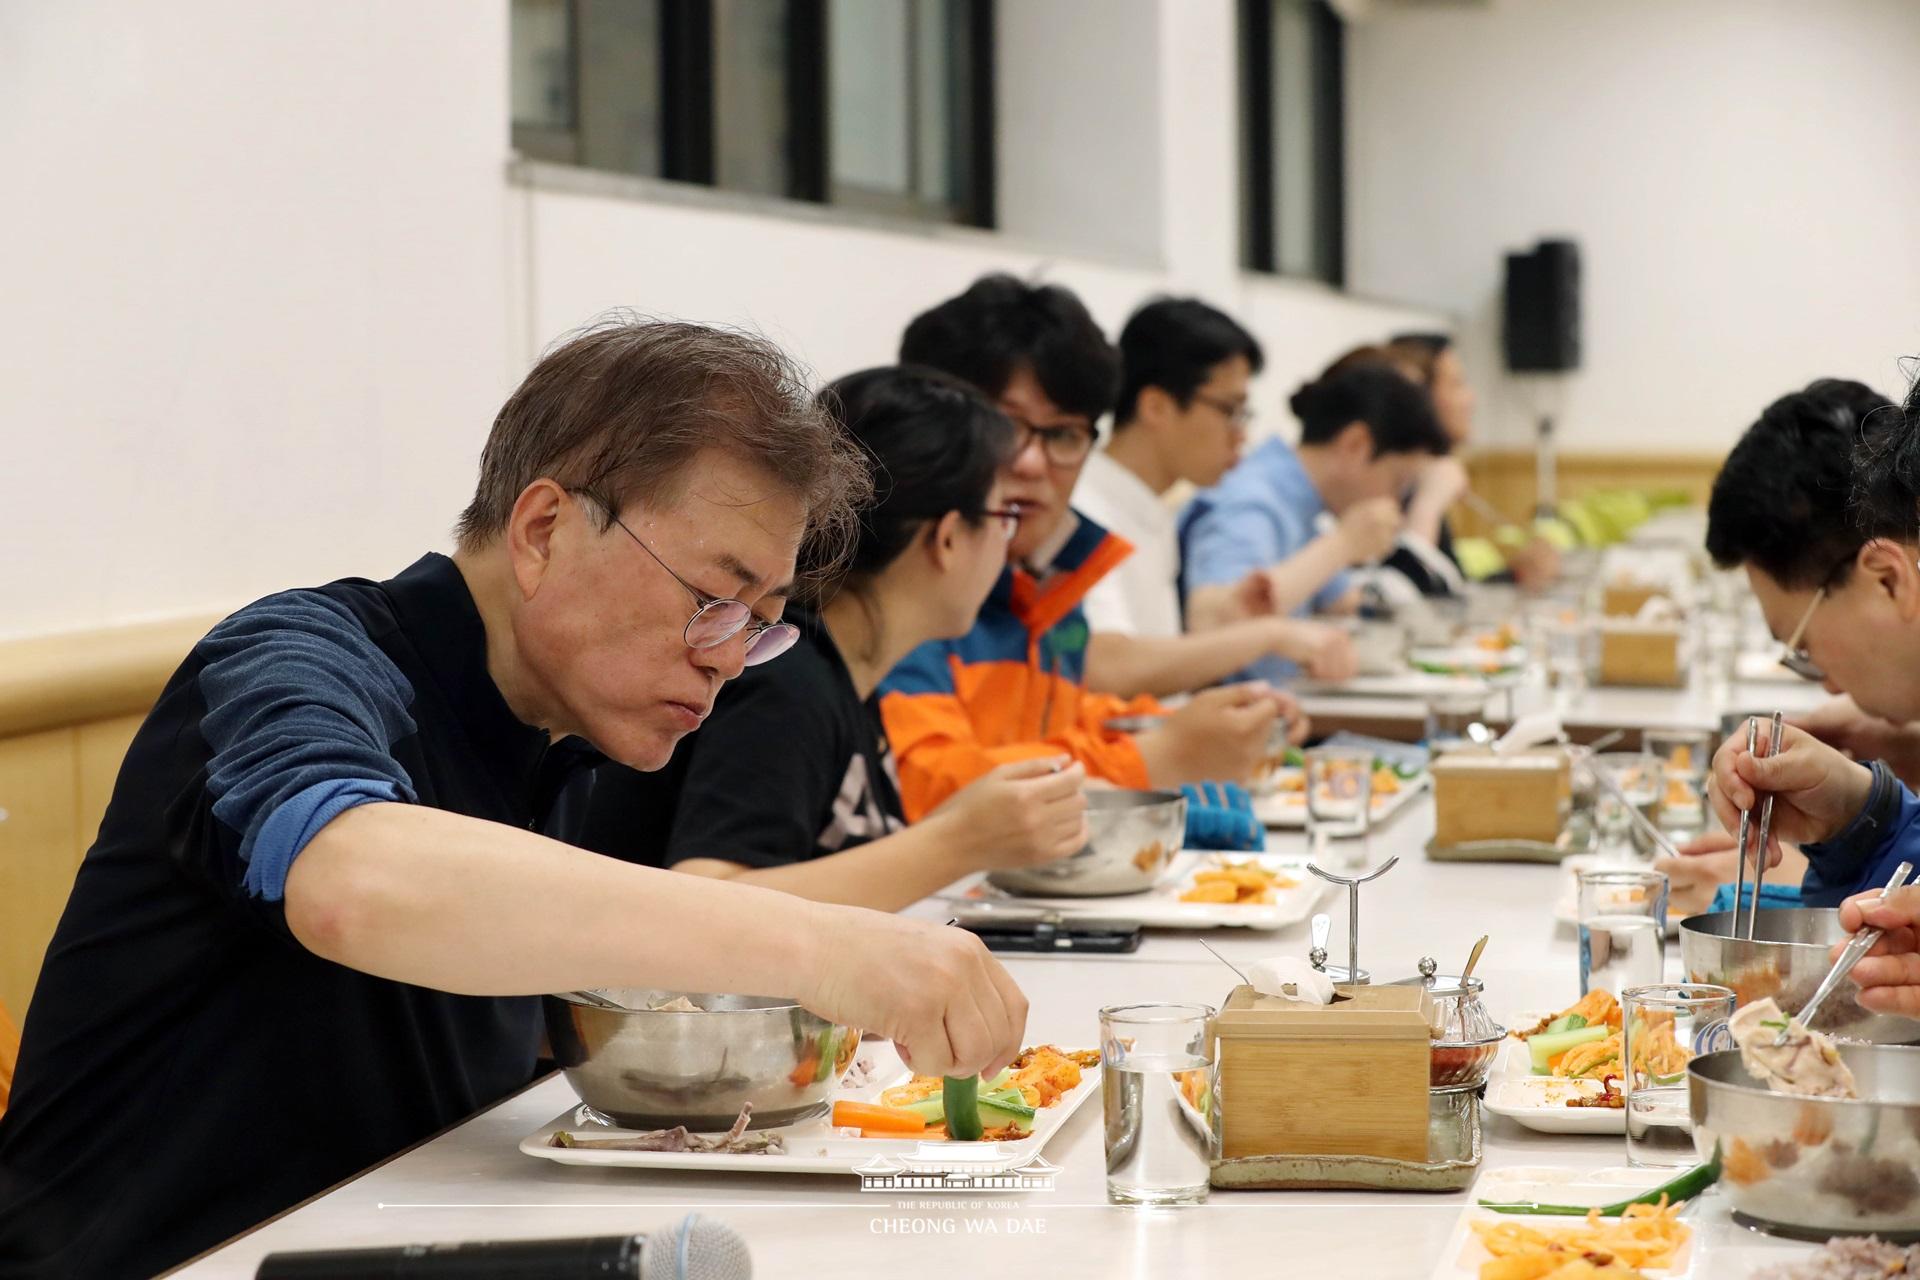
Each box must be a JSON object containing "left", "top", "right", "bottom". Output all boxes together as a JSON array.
[{"left": 832, "top": 1101, "right": 927, "bottom": 1134}]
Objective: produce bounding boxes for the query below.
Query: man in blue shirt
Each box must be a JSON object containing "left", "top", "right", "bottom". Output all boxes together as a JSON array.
[
  {"left": 1180, "top": 363, "right": 1449, "bottom": 682},
  {"left": 1708, "top": 375, "right": 1920, "bottom": 908}
]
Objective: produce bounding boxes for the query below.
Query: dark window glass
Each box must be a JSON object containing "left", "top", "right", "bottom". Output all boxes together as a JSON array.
[{"left": 1241, "top": 0, "right": 1345, "bottom": 284}]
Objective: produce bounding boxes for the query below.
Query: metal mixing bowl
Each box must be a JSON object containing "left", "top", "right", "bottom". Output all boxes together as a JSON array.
[
  {"left": 1689, "top": 1045, "right": 1920, "bottom": 1241},
  {"left": 1679, "top": 909, "right": 1920, "bottom": 1043},
  {"left": 543, "top": 990, "right": 856, "bottom": 1131},
  {"left": 986, "top": 788, "right": 1187, "bottom": 897}
]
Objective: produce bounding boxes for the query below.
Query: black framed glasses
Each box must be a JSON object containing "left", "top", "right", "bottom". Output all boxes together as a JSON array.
[
  {"left": 1004, "top": 414, "right": 1097, "bottom": 468},
  {"left": 1190, "top": 391, "right": 1253, "bottom": 427},
  {"left": 576, "top": 491, "right": 799, "bottom": 667}
]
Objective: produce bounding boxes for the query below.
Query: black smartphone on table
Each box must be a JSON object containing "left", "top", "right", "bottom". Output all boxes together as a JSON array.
[{"left": 958, "top": 916, "right": 1144, "bottom": 954}]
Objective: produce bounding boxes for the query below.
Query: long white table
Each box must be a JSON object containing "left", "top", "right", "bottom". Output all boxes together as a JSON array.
[{"left": 174, "top": 800, "right": 1814, "bottom": 1279}]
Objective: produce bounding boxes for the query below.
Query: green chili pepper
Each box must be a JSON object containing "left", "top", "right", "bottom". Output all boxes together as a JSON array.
[
  {"left": 943, "top": 1076, "right": 984, "bottom": 1141},
  {"left": 1478, "top": 1146, "right": 1721, "bottom": 1216}
]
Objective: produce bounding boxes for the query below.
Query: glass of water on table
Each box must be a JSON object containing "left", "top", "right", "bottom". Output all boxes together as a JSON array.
[
  {"left": 1304, "top": 747, "right": 1372, "bottom": 865},
  {"left": 1100, "top": 1002, "right": 1215, "bottom": 1205},
  {"left": 1620, "top": 983, "right": 1735, "bottom": 1168},
  {"left": 1577, "top": 868, "right": 1669, "bottom": 995}
]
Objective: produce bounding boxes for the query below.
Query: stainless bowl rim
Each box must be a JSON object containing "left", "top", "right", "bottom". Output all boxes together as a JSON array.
[
  {"left": 1688, "top": 1044, "right": 1920, "bottom": 1108},
  {"left": 546, "top": 991, "right": 807, "bottom": 1014}
]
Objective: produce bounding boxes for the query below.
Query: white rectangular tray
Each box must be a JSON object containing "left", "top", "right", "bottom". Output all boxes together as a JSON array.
[
  {"left": 1253, "top": 770, "right": 1430, "bottom": 832},
  {"left": 1431, "top": 1166, "right": 1700, "bottom": 1278},
  {"left": 521, "top": 1041, "right": 1099, "bottom": 1177},
  {"left": 1482, "top": 1023, "right": 1624, "bottom": 1135},
  {"left": 942, "top": 851, "right": 1329, "bottom": 931}
]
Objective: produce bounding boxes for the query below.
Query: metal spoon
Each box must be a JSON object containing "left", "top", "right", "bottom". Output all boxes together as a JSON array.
[
  {"left": 1197, "top": 937, "right": 1251, "bottom": 986},
  {"left": 1780, "top": 860, "right": 1915, "bottom": 1043},
  {"left": 1457, "top": 935, "right": 1489, "bottom": 1041}
]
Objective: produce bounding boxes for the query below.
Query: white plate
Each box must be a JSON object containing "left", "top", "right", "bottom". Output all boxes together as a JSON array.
[
  {"left": 1294, "top": 672, "right": 1492, "bottom": 699},
  {"left": 1408, "top": 645, "right": 1528, "bottom": 677},
  {"left": 521, "top": 1041, "right": 1099, "bottom": 1177},
  {"left": 1482, "top": 1025, "right": 1625, "bottom": 1135},
  {"left": 1431, "top": 1166, "right": 1701, "bottom": 1278},
  {"left": 1254, "top": 771, "right": 1430, "bottom": 832},
  {"left": 1551, "top": 855, "right": 1683, "bottom": 937},
  {"left": 944, "top": 852, "right": 1329, "bottom": 931}
]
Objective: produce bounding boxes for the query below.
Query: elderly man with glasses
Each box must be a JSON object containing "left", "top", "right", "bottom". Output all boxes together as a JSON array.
[{"left": 0, "top": 321, "right": 1032, "bottom": 1279}]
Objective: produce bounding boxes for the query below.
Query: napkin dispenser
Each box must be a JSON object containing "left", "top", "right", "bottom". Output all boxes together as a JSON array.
[
  {"left": 1430, "top": 750, "right": 1567, "bottom": 847},
  {"left": 1597, "top": 620, "right": 1684, "bottom": 687},
  {"left": 1601, "top": 583, "right": 1664, "bottom": 617},
  {"left": 1211, "top": 983, "right": 1432, "bottom": 1162}
]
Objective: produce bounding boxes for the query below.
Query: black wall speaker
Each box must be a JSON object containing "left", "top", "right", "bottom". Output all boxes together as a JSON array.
[{"left": 1502, "top": 239, "right": 1581, "bottom": 373}]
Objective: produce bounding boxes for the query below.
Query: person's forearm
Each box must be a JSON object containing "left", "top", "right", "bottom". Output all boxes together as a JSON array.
[
  {"left": 286, "top": 802, "right": 827, "bottom": 998},
  {"left": 672, "top": 815, "right": 977, "bottom": 913},
  {"left": 1187, "top": 534, "right": 1353, "bottom": 631},
  {"left": 1083, "top": 625, "right": 1280, "bottom": 699}
]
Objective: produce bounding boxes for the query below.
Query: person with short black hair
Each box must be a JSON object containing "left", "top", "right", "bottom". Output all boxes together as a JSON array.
[
  {"left": 558, "top": 365, "right": 1089, "bottom": 909},
  {"left": 1708, "top": 373, "right": 1920, "bottom": 913},
  {"left": 1180, "top": 362, "right": 1450, "bottom": 682},
  {"left": 0, "top": 321, "right": 1032, "bottom": 1278},
  {"left": 1072, "top": 297, "right": 1358, "bottom": 689},
  {"left": 879, "top": 275, "right": 1302, "bottom": 829}
]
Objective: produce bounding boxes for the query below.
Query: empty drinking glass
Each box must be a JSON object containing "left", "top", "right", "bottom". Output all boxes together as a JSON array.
[
  {"left": 1101, "top": 1003, "right": 1216, "bottom": 1205},
  {"left": 1304, "top": 747, "right": 1373, "bottom": 862},
  {"left": 1621, "top": 983, "right": 1735, "bottom": 1168},
  {"left": 1578, "top": 868, "right": 1669, "bottom": 995}
]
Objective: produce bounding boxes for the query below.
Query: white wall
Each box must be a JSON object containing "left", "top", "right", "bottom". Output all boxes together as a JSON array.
[
  {"left": 1346, "top": 0, "right": 1920, "bottom": 454},
  {"left": 2, "top": 0, "right": 1440, "bottom": 644},
  {"left": 0, "top": 0, "right": 514, "bottom": 641}
]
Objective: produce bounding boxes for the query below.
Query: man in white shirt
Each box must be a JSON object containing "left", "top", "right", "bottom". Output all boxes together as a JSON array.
[{"left": 1079, "top": 297, "right": 1358, "bottom": 697}]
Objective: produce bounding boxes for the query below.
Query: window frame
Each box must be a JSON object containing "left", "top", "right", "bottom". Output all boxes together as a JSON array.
[
  {"left": 1239, "top": 0, "right": 1346, "bottom": 286},
  {"left": 510, "top": 0, "right": 995, "bottom": 229}
]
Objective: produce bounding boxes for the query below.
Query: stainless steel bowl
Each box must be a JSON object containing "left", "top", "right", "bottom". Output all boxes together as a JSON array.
[
  {"left": 1680, "top": 909, "right": 1920, "bottom": 1044},
  {"left": 986, "top": 788, "right": 1186, "bottom": 897},
  {"left": 543, "top": 990, "right": 855, "bottom": 1131},
  {"left": 1689, "top": 1045, "right": 1920, "bottom": 1241}
]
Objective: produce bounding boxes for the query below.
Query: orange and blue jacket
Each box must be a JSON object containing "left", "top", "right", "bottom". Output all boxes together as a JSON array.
[{"left": 877, "top": 512, "right": 1161, "bottom": 820}]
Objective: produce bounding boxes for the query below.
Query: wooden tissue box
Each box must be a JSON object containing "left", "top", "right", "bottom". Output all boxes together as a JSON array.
[
  {"left": 1212, "top": 983, "right": 1431, "bottom": 1162},
  {"left": 1602, "top": 584, "right": 1665, "bottom": 617},
  {"left": 1598, "top": 622, "right": 1684, "bottom": 687},
  {"left": 1431, "top": 751, "right": 1567, "bottom": 846}
]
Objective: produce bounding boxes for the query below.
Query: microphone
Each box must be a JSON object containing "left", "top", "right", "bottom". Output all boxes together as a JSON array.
[{"left": 254, "top": 1213, "right": 750, "bottom": 1280}]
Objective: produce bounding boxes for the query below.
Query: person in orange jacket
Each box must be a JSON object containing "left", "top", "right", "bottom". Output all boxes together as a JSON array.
[{"left": 878, "top": 274, "right": 1305, "bottom": 824}]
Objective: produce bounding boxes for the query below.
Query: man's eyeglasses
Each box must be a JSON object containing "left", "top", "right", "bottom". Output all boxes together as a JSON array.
[
  {"left": 577, "top": 491, "right": 800, "bottom": 667},
  {"left": 1191, "top": 391, "right": 1253, "bottom": 427},
  {"left": 1005, "top": 415, "right": 1097, "bottom": 468},
  {"left": 1779, "top": 552, "right": 1856, "bottom": 682}
]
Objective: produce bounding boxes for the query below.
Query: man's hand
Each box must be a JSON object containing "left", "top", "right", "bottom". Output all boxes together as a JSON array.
[
  {"left": 930, "top": 758, "right": 1089, "bottom": 871},
  {"left": 1792, "top": 695, "right": 1920, "bottom": 789},
  {"left": 1653, "top": 830, "right": 1742, "bottom": 918},
  {"left": 1708, "top": 721, "right": 1874, "bottom": 856},
  {"left": 1335, "top": 497, "right": 1403, "bottom": 565},
  {"left": 798, "top": 906, "right": 1029, "bottom": 1079},
  {"left": 1135, "top": 683, "right": 1286, "bottom": 788},
  {"left": 1273, "top": 619, "right": 1359, "bottom": 682},
  {"left": 1837, "top": 884, "right": 1920, "bottom": 1017}
]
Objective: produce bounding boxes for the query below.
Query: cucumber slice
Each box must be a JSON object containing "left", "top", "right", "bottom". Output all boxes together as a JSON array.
[{"left": 1527, "top": 1023, "right": 1610, "bottom": 1073}]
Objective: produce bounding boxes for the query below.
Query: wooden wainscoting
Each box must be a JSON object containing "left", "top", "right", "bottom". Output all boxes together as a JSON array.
[
  {"left": 1455, "top": 450, "right": 1726, "bottom": 535},
  {"left": 0, "top": 617, "right": 217, "bottom": 1021}
]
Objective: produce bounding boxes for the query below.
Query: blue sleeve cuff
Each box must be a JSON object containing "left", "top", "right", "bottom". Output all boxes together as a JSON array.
[
  {"left": 1800, "top": 761, "right": 1917, "bottom": 905},
  {"left": 1708, "top": 881, "right": 1804, "bottom": 915},
  {"left": 246, "top": 777, "right": 403, "bottom": 901}
]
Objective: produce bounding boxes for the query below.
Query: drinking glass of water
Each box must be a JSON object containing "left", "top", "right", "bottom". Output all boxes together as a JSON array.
[
  {"left": 1577, "top": 868, "right": 1669, "bottom": 995},
  {"left": 1100, "top": 1002, "right": 1215, "bottom": 1205},
  {"left": 1620, "top": 983, "right": 1735, "bottom": 1168}
]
